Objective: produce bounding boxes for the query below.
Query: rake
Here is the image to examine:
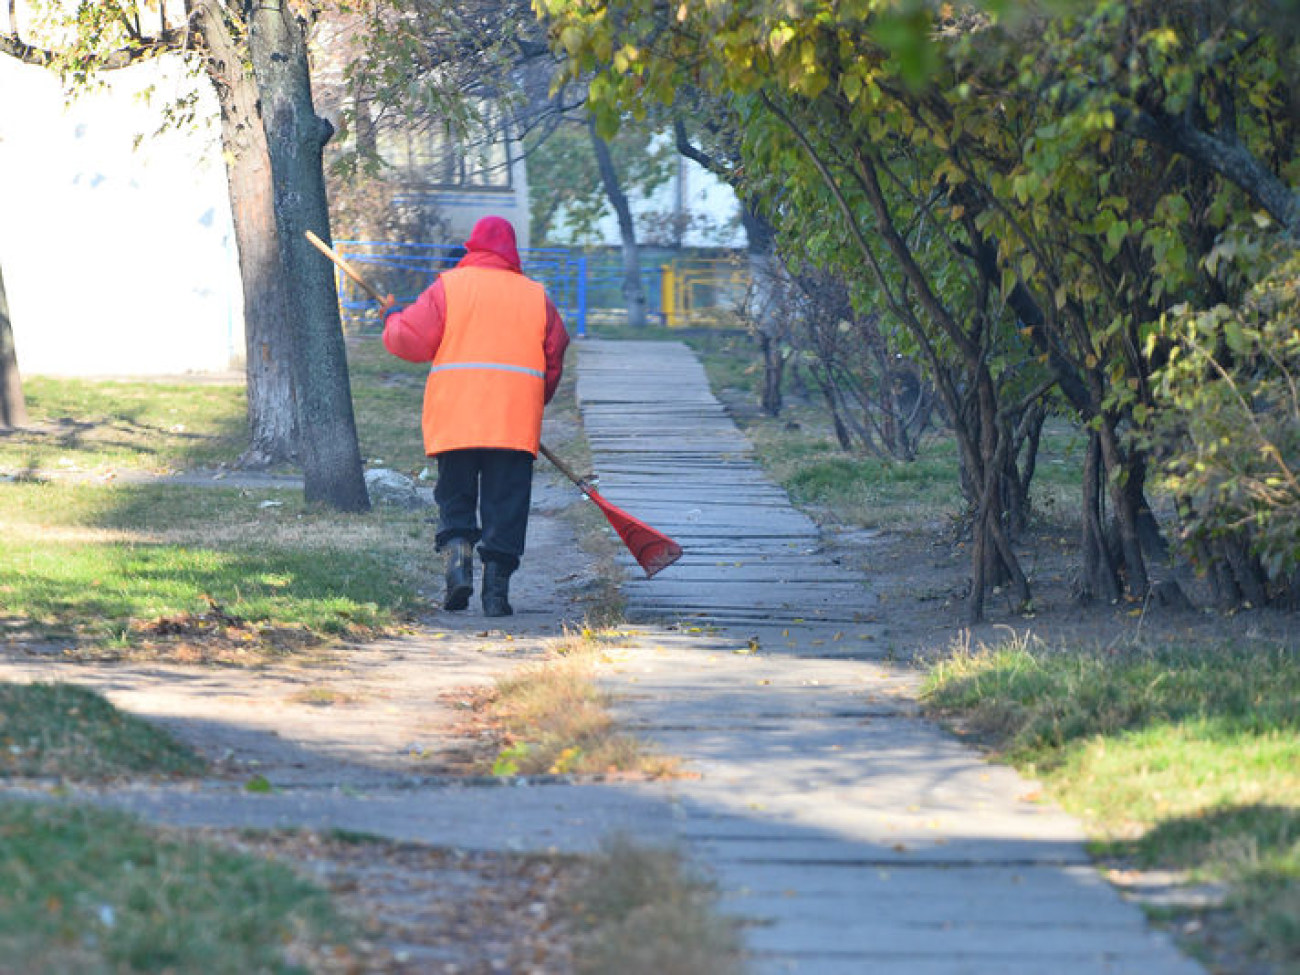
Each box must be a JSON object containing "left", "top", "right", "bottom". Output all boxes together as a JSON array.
[{"left": 305, "top": 230, "right": 684, "bottom": 578}]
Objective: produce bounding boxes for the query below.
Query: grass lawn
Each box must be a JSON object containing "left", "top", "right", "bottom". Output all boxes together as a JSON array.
[
  {"left": 0, "top": 682, "right": 203, "bottom": 780},
  {"left": 923, "top": 639, "right": 1300, "bottom": 970},
  {"left": 0, "top": 338, "right": 456, "bottom": 660},
  {"left": 0, "top": 802, "right": 347, "bottom": 973}
]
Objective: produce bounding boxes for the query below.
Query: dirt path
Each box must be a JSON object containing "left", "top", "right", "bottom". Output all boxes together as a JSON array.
[{"left": 2, "top": 479, "right": 594, "bottom": 783}]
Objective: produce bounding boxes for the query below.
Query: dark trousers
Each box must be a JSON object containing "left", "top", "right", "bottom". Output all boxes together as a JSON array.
[{"left": 434, "top": 449, "right": 534, "bottom": 573}]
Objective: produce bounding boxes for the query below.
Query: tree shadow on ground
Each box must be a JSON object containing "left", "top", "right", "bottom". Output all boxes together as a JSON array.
[{"left": 0, "top": 378, "right": 248, "bottom": 472}]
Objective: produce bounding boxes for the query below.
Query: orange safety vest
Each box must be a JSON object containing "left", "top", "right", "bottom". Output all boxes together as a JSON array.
[{"left": 421, "top": 266, "right": 548, "bottom": 456}]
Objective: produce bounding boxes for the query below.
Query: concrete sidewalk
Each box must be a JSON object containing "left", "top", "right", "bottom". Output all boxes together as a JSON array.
[{"left": 575, "top": 339, "right": 1201, "bottom": 974}]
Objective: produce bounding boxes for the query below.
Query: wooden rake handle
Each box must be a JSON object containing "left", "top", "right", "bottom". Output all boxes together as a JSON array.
[
  {"left": 536, "top": 443, "right": 596, "bottom": 495},
  {"left": 305, "top": 230, "right": 386, "bottom": 304}
]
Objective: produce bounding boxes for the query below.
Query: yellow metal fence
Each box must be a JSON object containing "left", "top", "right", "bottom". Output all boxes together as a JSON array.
[{"left": 660, "top": 257, "right": 750, "bottom": 328}]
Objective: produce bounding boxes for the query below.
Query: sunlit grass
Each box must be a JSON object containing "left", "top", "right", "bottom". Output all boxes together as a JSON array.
[
  {"left": 0, "top": 480, "right": 429, "bottom": 658},
  {"left": 922, "top": 638, "right": 1300, "bottom": 968}
]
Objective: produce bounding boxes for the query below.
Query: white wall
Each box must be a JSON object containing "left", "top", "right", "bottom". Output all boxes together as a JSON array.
[{"left": 0, "top": 55, "right": 244, "bottom": 376}]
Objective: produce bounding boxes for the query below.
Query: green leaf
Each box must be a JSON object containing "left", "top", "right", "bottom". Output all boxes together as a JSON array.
[
  {"left": 1223, "top": 319, "right": 1249, "bottom": 355},
  {"left": 492, "top": 742, "right": 531, "bottom": 777}
]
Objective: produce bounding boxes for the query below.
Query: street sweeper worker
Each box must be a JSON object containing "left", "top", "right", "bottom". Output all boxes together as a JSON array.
[{"left": 379, "top": 216, "right": 570, "bottom": 617}]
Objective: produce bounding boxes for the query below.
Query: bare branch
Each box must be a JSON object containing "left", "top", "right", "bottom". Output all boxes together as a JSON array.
[{"left": 2, "top": 23, "right": 197, "bottom": 70}]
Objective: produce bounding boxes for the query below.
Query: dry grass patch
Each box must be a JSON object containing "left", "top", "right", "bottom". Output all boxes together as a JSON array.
[
  {"left": 472, "top": 629, "right": 678, "bottom": 779},
  {"left": 566, "top": 835, "right": 744, "bottom": 975},
  {"left": 288, "top": 685, "right": 363, "bottom": 707}
]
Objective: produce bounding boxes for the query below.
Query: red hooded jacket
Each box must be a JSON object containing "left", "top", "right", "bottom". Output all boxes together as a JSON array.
[{"left": 381, "top": 217, "right": 569, "bottom": 405}]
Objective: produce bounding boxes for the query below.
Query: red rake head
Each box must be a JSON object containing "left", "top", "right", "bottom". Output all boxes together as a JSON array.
[{"left": 589, "top": 491, "right": 683, "bottom": 578}]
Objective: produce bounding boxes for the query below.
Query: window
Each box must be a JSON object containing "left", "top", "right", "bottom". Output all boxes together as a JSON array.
[{"left": 376, "top": 101, "right": 513, "bottom": 190}]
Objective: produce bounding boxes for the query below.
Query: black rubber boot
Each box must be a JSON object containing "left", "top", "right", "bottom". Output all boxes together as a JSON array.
[
  {"left": 443, "top": 538, "right": 474, "bottom": 611},
  {"left": 481, "top": 561, "right": 514, "bottom": 617}
]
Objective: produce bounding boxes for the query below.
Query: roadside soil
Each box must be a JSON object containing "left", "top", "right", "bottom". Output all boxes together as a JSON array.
[
  {"left": 827, "top": 516, "right": 1297, "bottom": 664},
  {"left": 220, "top": 829, "right": 581, "bottom": 975}
]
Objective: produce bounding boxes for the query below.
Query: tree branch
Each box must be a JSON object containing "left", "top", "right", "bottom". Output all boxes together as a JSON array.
[
  {"left": 1, "top": 25, "right": 196, "bottom": 70},
  {"left": 673, "top": 117, "right": 734, "bottom": 182},
  {"left": 1121, "top": 102, "right": 1300, "bottom": 241}
]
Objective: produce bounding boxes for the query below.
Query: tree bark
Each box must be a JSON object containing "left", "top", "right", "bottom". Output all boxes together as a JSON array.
[
  {"left": 589, "top": 120, "right": 647, "bottom": 328},
  {"left": 0, "top": 261, "right": 28, "bottom": 429},
  {"left": 1079, "top": 431, "right": 1122, "bottom": 604},
  {"left": 192, "top": 0, "right": 299, "bottom": 468},
  {"left": 247, "top": 0, "right": 369, "bottom": 512},
  {"left": 1095, "top": 415, "right": 1150, "bottom": 597}
]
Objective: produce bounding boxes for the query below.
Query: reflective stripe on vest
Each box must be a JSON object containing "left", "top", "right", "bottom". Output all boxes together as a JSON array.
[
  {"left": 429, "top": 361, "right": 546, "bottom": 379},
  {"left": 421, "top": 267, "right": 548, "bottom": 456}
]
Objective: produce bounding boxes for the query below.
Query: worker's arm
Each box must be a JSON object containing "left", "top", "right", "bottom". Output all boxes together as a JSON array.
[
  {"left": 542, "top": 298, "right": 570, "bottom": 404},
  {"left": 381, "top": 279, "right": 447, "bottom": 363}
]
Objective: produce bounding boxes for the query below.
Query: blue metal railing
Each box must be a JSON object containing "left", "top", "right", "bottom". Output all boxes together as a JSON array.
[
  {"left": 332, "top": 242, "right": 709, "bottom": 336},
  {"left": 334, "top": 240, "right": 590, "bottom": 336}
]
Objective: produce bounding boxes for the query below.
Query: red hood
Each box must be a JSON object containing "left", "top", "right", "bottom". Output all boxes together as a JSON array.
[{"left": 462, "top": 216, "right": 521, "bottom": 271}]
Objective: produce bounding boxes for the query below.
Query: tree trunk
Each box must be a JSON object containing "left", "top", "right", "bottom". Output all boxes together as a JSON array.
[
  {"left": 248, "top": 0, "right": 369, "bottom": 512},
  {"left": 588, "top": 121, "right": 647, "bottom": 328},
  {"left": 0, "top": 261, "right": 28, "bottom": 429},
  {"left": 809, "top": 363, "right": 854, "bottom": 451},
  {"left": 740, "top": 205, "right": 788, "bottom": 416},
  {"left": 758, "top": 331, "right": 786, "bottom": 417},
  {"left": 1096, "top": 415, "right": 1150, "bottom": 597},
  {"left": 1008, "top": 401, "right": 1045, "bottom": 538},
  {"left": 1079, "top": 431, "right": 1122, "bottom": 603},
  {"left": 193, "top": 0, "right": 299, "bottom": 468}
]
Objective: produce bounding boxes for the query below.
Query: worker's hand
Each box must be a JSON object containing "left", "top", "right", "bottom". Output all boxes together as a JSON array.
[{"left": 378, "top": 294, "right": 396, "bottom": 319}]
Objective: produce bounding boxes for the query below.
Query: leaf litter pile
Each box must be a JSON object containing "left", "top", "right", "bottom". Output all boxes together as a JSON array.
[
  {"left": 217, "top": 829, "right": 580, "bottom": 974},
  {"left": 118, "top": 598, "right": 323, "bottom": 665}
]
